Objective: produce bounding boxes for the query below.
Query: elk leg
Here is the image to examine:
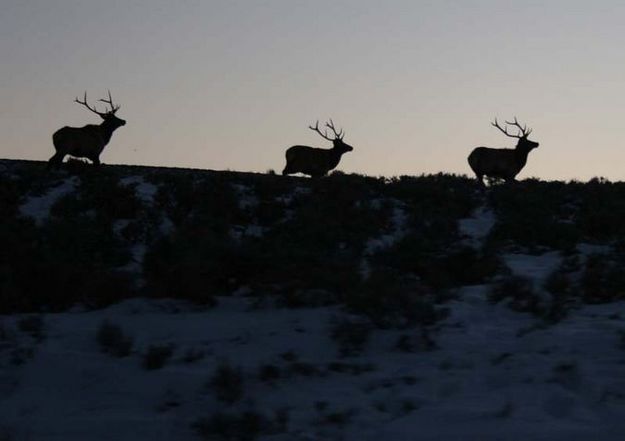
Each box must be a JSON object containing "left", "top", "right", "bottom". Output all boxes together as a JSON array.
[{"left": 48, "top": 152, "right": 64, "bottom": 169}]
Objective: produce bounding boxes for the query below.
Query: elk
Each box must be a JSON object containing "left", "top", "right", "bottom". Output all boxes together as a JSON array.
[
  {"left": 467, "top": 117, "right": 539, "bottom": 186},
  {"left": 48, "top": 91, "right": 126, "bottom": 167},
  {"left": 282, "top": 120, "right": 353, "bottom": 178}
]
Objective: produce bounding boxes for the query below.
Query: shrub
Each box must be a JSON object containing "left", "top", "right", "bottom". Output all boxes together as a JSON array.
[
  {"left": 182, "top": 348, "right": 205, "bottom": 363},
  {"left": 258, "top": 364, "right": 282, "bottom": 382},
  {"left": 17, "top": 315, "right": 45, "bottom": 342},
  {"left": 142, "top": 344, "right": 174, "bottom": 370},
  {"left": 0, "top": 425, "right": 15, "bottom": 441},
  {"left": 543, "top": 270, "right": 574, "bottom": 322},
  {"left": 209, "top": 362, "right": 244, "bottom": 404},
  {"left": 142, "top": 228, "right": 238, "bottom": 303},
  {"left": 345, "top": 269, "right": 443, "bottom": 328},
  {"left": 330, "top": 317, "right": 372, "bottom": 357},
  {"left": 0, "top": 321, "right": 7, "bottom": 341},
  {"left": 489, "top": 276, "right": 542, "bottom": 315},
  {"left": 580, "top": 254, "right": 625, "bottom": 304},
  {"left": 0, "top": 176, "right": 21, "bottom": 218},
  {"left": 289, "top": 362, "right": 322, "bottom": 377},
  {"left": 192, "top": 410, "right": 270, "bottom": 441},
  {"left": 96, "top": 320, "right": 133, "bottom": 357}
]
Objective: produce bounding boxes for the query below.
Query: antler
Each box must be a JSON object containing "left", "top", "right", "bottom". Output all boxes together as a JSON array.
[
  {"left": 325, "top": 119, "right": 344, "bottom": 140},
  {"left": 309, "top": 119, "right": 344, "bottom": 141},
  {"left": 74, "top": 92, "right": 104, "bottom": 116},
  {"left": 491, "top": 117, "right": 531, "bottom": 139},
  {"left": 505, "top": 117, "right": 532, "bottom": 137},
  {"left": 99, "top": 90, "right": 120, "bottom": 114}
]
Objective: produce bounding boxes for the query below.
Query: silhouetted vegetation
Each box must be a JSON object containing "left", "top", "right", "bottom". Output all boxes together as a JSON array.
[
  {"left": 96, "top": 320, "right": 133, "bottom": 357},
  {"left": 489, "top": 276, "right": 542, "bottom": 315},
  {"left": 4, "top": 159, "right": 625, "bottom": 317}
]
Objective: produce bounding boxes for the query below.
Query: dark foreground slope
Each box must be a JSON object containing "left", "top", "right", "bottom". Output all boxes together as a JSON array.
[
  {"left": 6, "top": 160, "right": 625, "bottom": 440},
  {"left": 2, "top": 159, "right": 625, "bottom": 319}
]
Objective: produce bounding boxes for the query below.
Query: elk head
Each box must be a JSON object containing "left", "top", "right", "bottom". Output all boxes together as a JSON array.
[
  {"left": 308, "top": 119, "right": 353, "bottom": 153},
  {"left": 491, "top": 117, "right": 538, "bottom": 151},
  {"left": 75, "top": 90, "right": 126, "bottom": 129}
]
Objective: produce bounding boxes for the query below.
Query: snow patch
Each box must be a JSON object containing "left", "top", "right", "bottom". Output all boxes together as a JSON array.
[
  {"left": 119, "top": 176, "right": 157, "bottom": 204},
  {"left": 361, "top": 201, "right": 408, "bottom": 278},
  {"left": 19, "top": 176, "right": 80, "bottom": 225},
  {"left": 232, "top": 183, "right": 259, "bottom": 209},
  {"left": 577, "top": 243, "right": 610, "bottom": 256},
  {"left": 158, "top": 215, "right": 175, "bottom": 235},
  {"left": 503, "top": 251, "right": 562, "bottom": 286},
  {"left": 3, "top": 295, "right": 625, "bottom": 440},
  {"left": 230, "top": 224, "right": 268, "bottom": 240},
  {"left": 275, "top": 186, "right": 312, "bottom": 205},
  {"left": 459, "top": 206, "right": 496, "bottom": 248}
]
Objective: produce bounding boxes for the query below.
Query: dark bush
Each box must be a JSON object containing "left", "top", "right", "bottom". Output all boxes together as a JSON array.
[
  {"left": 543, "top": 269, "right": 574, "bottom": 322},
  {"left": 581, "top": 254, "right": 625, "bottom": 304},
  {"left": 345, "top": 269, "right": 444, "bottom": 328},
  {"left": 96, "top": 320, "right": 133, "bottom": 357},
  {"left": 17, "top": 315, "right": 45, "bottom": 342},
  {"left": 330, "top": 317, "right": 372, "bottom": 357},
  {"left": 487, "top": 181, "right": 581, "bottom": 251},
  {"left": 258, "top": 364, "right": 282, "bottom": 382},
  {"left": 192, "top": 410, "right": 269, "bottom": 441},
  {"left": 142, "top": 344, "right": 174, "bottom": 370},
  {"left": 209, "top": 362, "right": 244, "bottom": 404},
  {"left": 489, "top": 276, "right": 542, "bottom": 315}
]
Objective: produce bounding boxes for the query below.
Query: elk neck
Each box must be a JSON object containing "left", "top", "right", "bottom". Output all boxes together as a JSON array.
[
  {"left": 99, "top": 119, "right": 122, "bottom": 143},
  {"left": 514, "top": 142, "right": 532, "bottom": 167}
]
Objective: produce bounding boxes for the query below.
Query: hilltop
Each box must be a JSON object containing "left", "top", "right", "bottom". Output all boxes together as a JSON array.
[{"left": 2, "top": 159, "right": 625, "bottom": 440}]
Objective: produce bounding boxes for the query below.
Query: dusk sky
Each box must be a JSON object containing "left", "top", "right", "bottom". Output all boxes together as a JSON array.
[{"left": 2, "top": 1, "right": 625, "bottom": 180}]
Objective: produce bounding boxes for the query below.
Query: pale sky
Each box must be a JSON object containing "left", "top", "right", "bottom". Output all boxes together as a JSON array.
[{"left": 2, "top": 0, "right": 625, "bottom": 180}]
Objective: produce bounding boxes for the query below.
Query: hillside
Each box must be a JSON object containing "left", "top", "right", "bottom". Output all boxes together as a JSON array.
[{"left": 2, "top": 159, "right": 625, "bottom": 440}]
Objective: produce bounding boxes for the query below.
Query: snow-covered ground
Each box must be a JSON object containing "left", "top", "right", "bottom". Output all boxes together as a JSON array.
[
  {"left": 5, "top": 162, "right": 625, "bottom": 440},
  {"left": 2, "top": 291, "right": 625, "bottom": 440},
  {"left": 459, "top": 205, "right": 496, "bottom": 249},
  {"left": 361, "top": 200, "right": 408, "bottom": 278},
  {"left": 19, "top": 176, "right": 80, "bottom": 225},
  {"left": 120, "top": 175, "right": 158, "bottom": 205}
]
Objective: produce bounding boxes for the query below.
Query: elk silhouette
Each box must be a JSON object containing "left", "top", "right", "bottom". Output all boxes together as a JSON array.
[
  {"left": 468, "top": 117, "right": 539, "bottom": 186},
  {"left": 282, "top": 120, "right": 353, "bottom": 178},
  {"left": 48, "top": 91, "right": 126, "bottom": 168}
]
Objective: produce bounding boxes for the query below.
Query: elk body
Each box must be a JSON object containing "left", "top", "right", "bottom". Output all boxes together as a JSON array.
[
  {"left": 468, "top": 118, "right": 539, "bottom": 186},
  {"left": 282, "top": 120, "right": 353, "bottom": 178},
  {"left": 49, "top": 91, "right": 126, "bottom": 167}
]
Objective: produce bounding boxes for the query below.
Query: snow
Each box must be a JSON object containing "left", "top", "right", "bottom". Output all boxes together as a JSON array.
[
  {"left": 7, "top": 165, "right": 625, "bottom": 440},
  {"left": 18, "top": 176, "right": 80, "bottom": 225},
  {"left": 504, "top": 251, "right": 562, "bottom": 285},
  {"left": 232, "top": 183, "right": 259, "bottom": 210},
  {"left": 120, "top": 175, "right": 158, "bottom": 205},
  {"left": 577, "top": 243, "right": 611, "bottom": 256},
  {"left": 230, "top": 224, "right": 268, "bottom": 240},
  {"left": 275, "top": 186, "right": 312, "bottom": 205},
  {"left": 3, "top": 292, "right": 625, "bottom": 440},
  {"left": 159, "top": 216, "right": 175, "bottom": 235},
  {"left": 361, "top": 201, "right": 408, "bottom": 278},
  {"left": 459, "top": 205, "right": 496, "bottom": 248}
]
